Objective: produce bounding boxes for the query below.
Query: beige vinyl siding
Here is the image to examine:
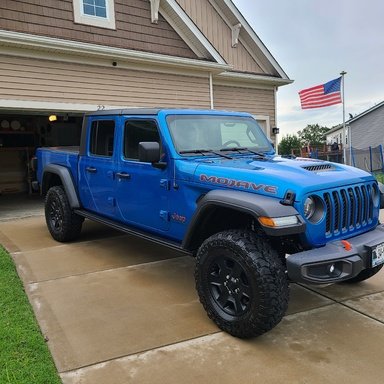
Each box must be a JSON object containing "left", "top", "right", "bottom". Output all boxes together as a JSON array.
[
  {"left": 0, "top": 0, "right": 197, "bottom": 59},
  {"left": 0, "top": 56, "right": 211, "bottom": 108},
  {"left": 176, "top": 0, "right": 264, "bottom": 74},
  {"left": 213, "top": 85, "right": 275, "bottom": 126}
]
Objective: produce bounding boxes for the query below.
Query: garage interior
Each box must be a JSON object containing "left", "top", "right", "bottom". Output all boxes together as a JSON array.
[{"left": 0, "top": 111, "right": 82, "bottom": 197}]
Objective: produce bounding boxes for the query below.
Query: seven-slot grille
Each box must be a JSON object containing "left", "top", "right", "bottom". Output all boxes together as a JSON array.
[{"left": 323, "top": 183, "right": 375, "bottom": 237}]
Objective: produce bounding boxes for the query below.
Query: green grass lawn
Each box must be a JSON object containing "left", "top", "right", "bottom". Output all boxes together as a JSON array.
[{"left": 0, "top": 246, "right": 61, "bottom": 384}]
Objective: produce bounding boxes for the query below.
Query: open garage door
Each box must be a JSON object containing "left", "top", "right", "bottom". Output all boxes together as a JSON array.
[{"left": 0, "top": 111, "right": 82, "bottom": 195}]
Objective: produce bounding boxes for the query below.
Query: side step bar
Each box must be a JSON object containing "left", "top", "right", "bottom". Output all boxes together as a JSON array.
[{"left": 74, "top": 209, "right": 190, "bottom": 254}]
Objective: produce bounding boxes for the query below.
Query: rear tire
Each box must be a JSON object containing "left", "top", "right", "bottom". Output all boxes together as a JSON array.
[
  {"left": 45, "top": 186, "right": 84, "bottom": 242},
  {"left": 195, "top": 230, "right": 289, "bottom": 338},
  {"left": 343, "top": 264, "right": 383, "bottom": 284}
]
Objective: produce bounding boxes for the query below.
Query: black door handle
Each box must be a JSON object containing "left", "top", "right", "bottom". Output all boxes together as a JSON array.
[
  {"left": 116, "top": 172, "right": 131, "bottom": 180},
  {"left": 86, "top": 166, "right": 97, "bottom": 173}
]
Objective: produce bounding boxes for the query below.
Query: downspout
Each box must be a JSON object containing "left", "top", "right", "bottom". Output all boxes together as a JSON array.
[
  {"left": 274, "top": 86, "right": 278, "bottom": 154},
  {"left": 209, "top": 73, "right": 214, "bottom": 110}
]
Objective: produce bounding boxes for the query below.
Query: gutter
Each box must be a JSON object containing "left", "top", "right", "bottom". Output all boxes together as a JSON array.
[
  {"left": 0, "top": 29, "right": 231, "bottom": 74},
  {"left": 215, "top": 71, "right": 293, "bottom": 87}
]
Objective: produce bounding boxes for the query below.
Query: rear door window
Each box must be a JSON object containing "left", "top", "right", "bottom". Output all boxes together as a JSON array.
[{"left": 89, "top": 120, "right": 115, "bottom": 157}]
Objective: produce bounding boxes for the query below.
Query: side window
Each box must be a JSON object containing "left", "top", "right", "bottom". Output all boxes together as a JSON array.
[
  {"left": 89, "top": 120, "right": 115, "bottom": 157},
  {"left": 124, "top": 120, "right": 160, "bottom": 160}
]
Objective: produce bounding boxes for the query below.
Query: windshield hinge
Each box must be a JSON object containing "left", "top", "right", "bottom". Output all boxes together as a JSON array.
[{"left": 160, "top": 179, "right": 170, "bottom": 190}]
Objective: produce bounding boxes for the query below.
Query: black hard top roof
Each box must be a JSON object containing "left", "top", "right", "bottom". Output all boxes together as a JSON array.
[{"left": 84, "top": 108, "right": 161, "bottom": 116}]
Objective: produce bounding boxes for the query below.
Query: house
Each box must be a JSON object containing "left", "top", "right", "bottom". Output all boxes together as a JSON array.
[
  {"left": 326, "top": 101, "right": 384, "bottom": 165},
  {"left": 0, "top": 0, "right": 291, "bottom": 194}
]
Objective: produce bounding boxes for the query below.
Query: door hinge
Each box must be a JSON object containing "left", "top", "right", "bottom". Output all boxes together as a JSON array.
[
  {"left": 107, "top": 197, "right": 116, "bottom": 207},
  {"left": 160, "top": 179, "right": 170, "bottom": 190},
  {"left": 159, "top": 210, "right": 170, "bottom": 221}
]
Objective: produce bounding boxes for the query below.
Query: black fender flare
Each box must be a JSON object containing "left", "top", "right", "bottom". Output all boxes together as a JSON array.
[
  {"left": 42, "top": 164, "right": 81, "bottom": 208},
  {"left": 182, "top": 189, "right": 305, "bottom": 250}
]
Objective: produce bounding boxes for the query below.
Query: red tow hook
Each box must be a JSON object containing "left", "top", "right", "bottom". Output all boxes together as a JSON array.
[{"left": 341, "top": 240, "right": 352, "bottom": 251}]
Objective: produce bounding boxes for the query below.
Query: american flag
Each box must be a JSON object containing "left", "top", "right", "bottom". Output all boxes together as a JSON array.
[{"left": 299, "top": 77, "right": 342, "bottom": 109}]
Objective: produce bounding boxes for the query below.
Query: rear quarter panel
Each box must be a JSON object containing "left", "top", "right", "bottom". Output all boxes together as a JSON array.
[{"left": 37, "top": 147, "right": 79, "bottom": 189}]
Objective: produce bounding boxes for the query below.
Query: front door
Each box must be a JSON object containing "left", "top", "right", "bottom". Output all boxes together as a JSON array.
[{"left": 115, "top": 118, "right": 170, "bottom": 232}]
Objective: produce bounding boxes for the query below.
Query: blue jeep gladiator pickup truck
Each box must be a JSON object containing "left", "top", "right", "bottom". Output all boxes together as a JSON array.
[{"left": 36, "top": 108, "right": 384, "bottom": 338}]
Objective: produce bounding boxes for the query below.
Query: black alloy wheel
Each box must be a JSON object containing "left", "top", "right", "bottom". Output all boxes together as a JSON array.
[
  {"left": 48, "top": 197, "right": 64, "bottom": 232},
  {"left": 207, "top": 254, "right": 252, "bottom": 317}
]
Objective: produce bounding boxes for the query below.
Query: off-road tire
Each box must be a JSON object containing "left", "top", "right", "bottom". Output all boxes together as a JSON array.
[
  {"left": 45, "top": 186, "right": 84, "bottom": 242},
  {"left": 195, "top": 229, "right": 289, "bottom": 338},
  {"left": 343, "top": 264, "right": 383, "bottom": 284}
]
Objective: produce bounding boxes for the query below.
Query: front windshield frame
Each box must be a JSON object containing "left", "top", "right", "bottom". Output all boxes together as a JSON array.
[{"left": 166, "top": 114, "right": 274, "bottom": 156}]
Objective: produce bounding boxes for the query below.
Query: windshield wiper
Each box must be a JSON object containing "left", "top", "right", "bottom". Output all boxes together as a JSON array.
[
  {"left": 179, "top": 149, "right": 211, "bottom": 155},
  {"left": 220, "top": 147, "right": 267, "bottom": 158},
  {"left": 179, "top": 149, "right": 232, "bottom": 159}
]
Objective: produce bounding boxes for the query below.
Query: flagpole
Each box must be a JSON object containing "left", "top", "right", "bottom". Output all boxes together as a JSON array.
[{"left": 340, "top": 71, "right": 347, "bottom": 164}]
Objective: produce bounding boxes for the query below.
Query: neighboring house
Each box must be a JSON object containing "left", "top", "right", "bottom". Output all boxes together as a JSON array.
[
  {"left": 0, "top": 0, "right": 291, "bottom": 194},
  {"left": 326, "top": 101, "right": 384, "bottom": 164}
]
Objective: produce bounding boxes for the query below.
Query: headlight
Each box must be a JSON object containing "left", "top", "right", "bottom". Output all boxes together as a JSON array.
[
  {"left": 304, "top": 197, "right": 315, "bottom": 219},
  {"left": 303, "top": 195, "right": 325, "bottom": 223},
  {"left": 372, "top": 183, "right": 380, "bottom": 207}
]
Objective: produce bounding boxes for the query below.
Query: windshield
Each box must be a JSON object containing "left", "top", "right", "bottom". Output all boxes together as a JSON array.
[{"left": 166, "top": 115, "right": 273, "bottom": 155}]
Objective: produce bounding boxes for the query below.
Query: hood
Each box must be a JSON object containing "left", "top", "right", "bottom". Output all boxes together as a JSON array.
[{"left": 189, "top": 155, "right": 375, "bottom": 201}]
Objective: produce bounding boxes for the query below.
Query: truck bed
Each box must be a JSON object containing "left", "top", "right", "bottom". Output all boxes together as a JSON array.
[
  {"left": 36, "top": 146, "right": 80, "bottom": 188},
  {"left": 46, "top": 146, "right": 79, "bottom": 153}
]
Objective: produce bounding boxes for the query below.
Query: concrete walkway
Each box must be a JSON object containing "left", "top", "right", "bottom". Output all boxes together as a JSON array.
[{"left": 1, "top": 215, "right": 384, "bottom": 383}]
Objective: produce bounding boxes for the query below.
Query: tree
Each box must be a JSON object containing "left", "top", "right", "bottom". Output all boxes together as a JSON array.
[
  {"left": 278, "top": 134, "right": 301, "bottom": 156},
  {"left": 297, "top": 124, "right": 330, "bottom": 147}
]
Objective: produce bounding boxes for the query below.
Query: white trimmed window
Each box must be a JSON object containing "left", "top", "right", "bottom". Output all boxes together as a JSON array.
[
  {"left": 73, "top": 0, "right": 116, "bottom": 30},
  {"left": 253, "top": 115, "right": 271, "bottom": 138}
]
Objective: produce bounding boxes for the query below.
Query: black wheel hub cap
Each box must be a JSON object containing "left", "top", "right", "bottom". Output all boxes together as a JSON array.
[{"left": 207, "top": 256, "right": 252, "bottom": 317}]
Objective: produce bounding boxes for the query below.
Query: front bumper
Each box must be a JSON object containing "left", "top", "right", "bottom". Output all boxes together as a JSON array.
[{"left": 287, "top": 224, "right": 384, "bottom": 284}]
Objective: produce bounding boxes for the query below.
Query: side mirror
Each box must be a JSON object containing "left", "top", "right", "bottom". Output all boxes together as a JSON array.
[{"left": 138, "top": 142, "right": 161, "bottom": 163}]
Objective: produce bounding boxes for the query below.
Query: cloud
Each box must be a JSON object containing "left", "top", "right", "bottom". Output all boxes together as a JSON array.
[{"left": 232, "top": 0, "right": 384, "bottom": 137}]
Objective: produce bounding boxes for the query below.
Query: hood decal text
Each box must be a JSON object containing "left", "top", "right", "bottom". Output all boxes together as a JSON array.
[{"left": 200, "top": 174, "right": 278, "bottom": 194}]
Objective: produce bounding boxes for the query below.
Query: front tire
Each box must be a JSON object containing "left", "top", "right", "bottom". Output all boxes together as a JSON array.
[
  {"left": 45, "top": 186, "right": 84, "bottom": 242},
  {"left": 195, "top": 230, "right": 289, "bottom": 338}
]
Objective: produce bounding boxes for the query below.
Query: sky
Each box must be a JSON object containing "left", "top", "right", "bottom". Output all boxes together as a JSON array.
[{"left": 232, "top": 0, "right": 384, "bottom": 136}]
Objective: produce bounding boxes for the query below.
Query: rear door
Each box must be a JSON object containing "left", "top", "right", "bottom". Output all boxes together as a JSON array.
[{"left": 78, "top": 118, "right": 118, "bottom": 218}]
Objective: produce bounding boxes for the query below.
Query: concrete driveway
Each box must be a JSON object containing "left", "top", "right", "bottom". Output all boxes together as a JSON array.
[{"left": 1, "top": 215, "right": 384, "bottom": 384}]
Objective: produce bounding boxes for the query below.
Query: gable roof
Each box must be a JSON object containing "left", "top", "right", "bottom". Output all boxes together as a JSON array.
[
  {"left": 215, "top": 0, "right": 290, "bottom": 79},
  {"left": 165, "top": 0, "right": 290, "bottom": 81},
  {"left": 347, "top": 101, "right": 384, "bottom": 124},
  {"left": 159, "top": 0, "right": 227, "bottom": 64},
  {"left": 326, "top": 101, "right": 384, "bottom": 135},
  {"left": 0, "top": 0, "right": 291, "bottom": 85}
]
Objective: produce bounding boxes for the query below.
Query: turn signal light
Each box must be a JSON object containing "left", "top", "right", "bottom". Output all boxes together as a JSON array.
[
  {"left": 258, "top": 216, "right": 299, "bottom": 228},
  {"left": 258, "top": 217, "right": 276, "bottom": 227}
]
